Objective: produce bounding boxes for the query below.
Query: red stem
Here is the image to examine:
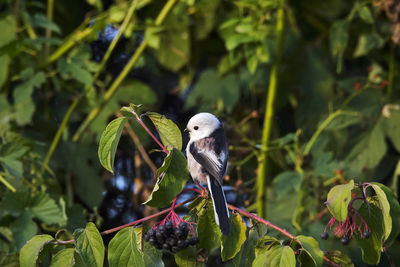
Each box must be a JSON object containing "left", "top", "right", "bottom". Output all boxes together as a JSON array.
[
  {"left": 133, "top": 112, "right": 169, "bottom": 154},
  {"left": 227, "top": 203, "right": 295, "bottom": 240}
]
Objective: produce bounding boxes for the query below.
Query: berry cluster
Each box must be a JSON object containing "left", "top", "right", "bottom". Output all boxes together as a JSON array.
[
  {"left": 144, "top": 221, "right": 198, "bottom": 253},
  {"left": 320, "top": 230, "right": 371, "bottom": 245}
]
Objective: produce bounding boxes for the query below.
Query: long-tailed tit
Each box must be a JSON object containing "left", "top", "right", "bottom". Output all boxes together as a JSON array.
[{"left": 186, "top": 113, "right": 230, "bottom": 235}]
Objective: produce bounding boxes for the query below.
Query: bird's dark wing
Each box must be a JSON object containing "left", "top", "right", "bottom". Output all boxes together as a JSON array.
[{"left": 189, "top": 128, "right": 227, "bottom": 184}]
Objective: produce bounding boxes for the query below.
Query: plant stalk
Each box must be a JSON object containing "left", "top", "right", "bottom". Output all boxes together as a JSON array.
[
  {"left": 72, "top": 0, "right": 178, "bottom": 142},
  {"left": 256, "top": 2, "right": 285, "bottom": 218}
]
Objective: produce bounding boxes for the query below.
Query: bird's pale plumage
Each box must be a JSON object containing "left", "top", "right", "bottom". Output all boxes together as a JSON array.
[{"left": 186, "top": 113, "right": 230, "bottom": 235}]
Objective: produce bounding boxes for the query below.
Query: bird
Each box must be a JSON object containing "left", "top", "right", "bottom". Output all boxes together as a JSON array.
[{"left": 185, "top": 113, "right": 230, "bottom": 235}]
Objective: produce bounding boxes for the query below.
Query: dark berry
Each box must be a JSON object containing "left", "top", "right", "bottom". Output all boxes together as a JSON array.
[
  {"left": 148, "top": 237, "right": 156, "bottom": 246},
  {"left": 320, "top": 232, "right": 329, "bottom": 240},
  {"left": 147, "top": 229, "right": 155, "bottom": 237},
  {"left": 177, "top": 240, "right": 186, "bottom": 248},
  {"left": 189, "top": 237, "right": 199, "bottom": 246},
  {"left": 162, "top": 243, "right": 171, "bottom": 250},
  {"left": 166, "top": 237, "right": 177, "bottom": 246},
  {"left": 340, "top": 236, "right": 350, "bottom": 245},
  {"left": 363, "top": 231, "right": 371, "bottom": 239},
  {"left": 171, "top": 246, "right": 180, "bottom": 253},
  {"left": 174, "top": 229, "right": 184, "bottom": 239},
  {"left": 155, "top": 242, "right": 163, "bottom": 250},
  {"left": 143, "top": 233, "right": 150, "bottom": 242},
  {"left": 158, "top": 225, "right": 166, "bottom": 234},
  {"left": 179, "top": 222, "right": 188, "bottom": 231},
  {"left": 165, "top": 221, "right": 173, "bottom": 229},
  {"left": 156, "top": 233, "right": 165, "bottom": 243}
]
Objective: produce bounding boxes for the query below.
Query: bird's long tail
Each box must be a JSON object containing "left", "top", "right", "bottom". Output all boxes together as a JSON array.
[{"left": 207, "top": 176, "right": 230, "bottom": 235}]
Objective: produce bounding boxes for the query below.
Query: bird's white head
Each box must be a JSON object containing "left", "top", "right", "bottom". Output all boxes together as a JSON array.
[{"left": 186, "top": 113, "right": 222, "bottom": 141}]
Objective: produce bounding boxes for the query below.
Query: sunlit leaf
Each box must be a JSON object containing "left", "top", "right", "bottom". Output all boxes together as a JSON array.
[
  {"left": 221, "top": 213, "right": 246, "bottom": 261},
  {"left": 326, "top": 180, "right": 354, "bottom": 221},
  {"left": 74, "top": 222, "right": 104, "bottom": 267},
  {"left": 146, "top": 112, "right": 182, "bottom": 150},
  {"left": 295, "top": 235, "right": 323, "bottom": 267},
  {"left": 198, "top": 199, "right": 222, "bottom": 252},
  {"left": 50, "top": 248, "right": 74, "bottom": 267},
  {"left": 108, "top": 227, "right": 144, "bottom": 267},
  {"left": 19, "top": 235, "right": 53, "bottom": 267},
  {"left": 98, "top": 117, "right": 128, "bottom": 173},
  {"left": 144, "top": 149, "right": 188, "bottom": 207}
]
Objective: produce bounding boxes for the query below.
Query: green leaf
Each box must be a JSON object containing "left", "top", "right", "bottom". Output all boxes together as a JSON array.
[
  {"left": 347, "top": 121, "right": 386, "bottom": 174},
  {"left": 13, "top": 70, "right": 46, "bottom": 126},
  {"left": 193, "top": 0, "right": 221, "bottom": 40},
  {"left": 231, "top": 224, "right": 263, "bottom": 267},
  {"left": 50, "top": 248, "right": 74, "bottom": 267},
  {"left": 108, "top": 227, "right": 144, "bottom": 267},
  {"left": 57, "top": 58, "right": 93, "bottom": 85},
  {"left": 353, "top": 32, "right": 384, "bottom": 58},
  {"left": 0, "top": 157, "right": 23, "bottom": 179},
  {"left": 295, "top": 235, "right": 323, "bottom": 267},
  {"left": 146, "top": 112, "right": 182, "bottom": 150},
  {"left": 154, "top": 3, "right": 190, "bottom": 71},
  {"left": 144, "top": 149, "right": 188, "bottom": 207},
  {"left": 31, "top": 193, "right": 65, "bottom": 225},
  {"left": 330, "top": 20, "right": 349, "bottom": 73},
  {"left": 11, "top": 212, "right": 38, "bottom": 250},
  {"left": 324, "top": 251, "right": 354, "bottom": 267},
  {"left": 252, "top": 244, "right": 295, "bottom": 267},
  {"left": 358, "top": 6, "right": 374, "bottom": 24},
  {"left": 174, "top": 246, "right": 205, "bottom": 267},
  {"left": 355, "top": 203, "right": 384, "bottom": 265},
  {"left": 325, "top": 112, "right": 361, "bottom": 130},
  {"left": 143, "top": 242, "right": 164, "bottom": 267},
  {"left": 0, "top": 16, "right": 16, "bottom": 89},
  {"left": 197, "top": 199, "right": 222, "bottom": 252},
  {"left": 98, "top": 117, "right": 128, "bottom": 173},
  {"left": 371, "top": 183, "right": 400, "bottom": 245},
  {"left": 221, "top": 213, "right": 246, "bottom": 261},
  {"left": 19, "top": 235, "right": 54, "bottom": 267},
  {"left": 74, "top": 222, "right": 105, "bottom": 267},
  {"left": 370, "top": 183, "right": 391, "bottom": 241},
  {"left": 31, "top": 13, "right": 61, "bottom": 34},
  {"left": 326, "top": 180, "right": 354, "bottom": 221},
  {"left": 186, "top": 69, "right": 240, "bottom": 112},
  {"left": 272, "top": 172, "right": 303, "bottom": 200},
  {"left": 383, "top": 109, "right": 400, "bottom": 152}
]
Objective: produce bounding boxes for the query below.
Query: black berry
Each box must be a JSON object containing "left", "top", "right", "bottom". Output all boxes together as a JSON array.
[
  {"left": 171, "top": 246, "right": 180, "bottom": 253},
  {"left": 179, "top": 222, "right": 188, "bottom": 231},
  {"left": 340, "top": 236, "right": 350, "bottom": 245},
  {"left": 174, "top": 228, "right": 183, "bottom": 239},
  {"left": 147, "top": 229, "right": 155, "bottom": 237},
  {"left": 177, "top": 240, "right": 186, "bottom": 248},
  {"left": 148, "top": 237, "right": 156, "bottom": 246},
  {"left": 143, "top": 233, "right": 150, "bottom": 242},
  {"left": 162, "top": 243, "right": 171, "bottom": 250},
  {"left": 320, "top": 232, "right": 329, "bottom": 240},
  {"left": 363, "top": 231, "right": 371, "bottom": 239},
  {"left": 158, "top": 225, "right": 166, "bottom": 234},
  {"left": 166, "top": 237, "right": 177, "bottom": 246},
  {"left": 155, "top": 242, "right": 163, "bottom": 250},
  {"left": 165, "top": 221, "right": 173, "bottom": 229},
  {"left": 189, "top": 237, "right": 199, "bottom": 246}
]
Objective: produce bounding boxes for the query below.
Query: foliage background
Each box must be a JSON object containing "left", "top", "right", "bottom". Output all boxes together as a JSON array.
[{"left": 0, "top": 0, "right": 399, "bottom": 265}]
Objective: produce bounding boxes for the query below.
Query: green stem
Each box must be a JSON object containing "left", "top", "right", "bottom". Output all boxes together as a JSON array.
[
  {"left": 41, "top": 1, "right": 140, "bottom": 171},
  {"left": 45, "top": 0, "right": 54, "bottom": 60},
  {"left": 72, "top": 0, "right": 178, "bottom": 142},
  {"left": 303, "top": 110, "right": 359, "bottom": 155},
  {"left": 40, "top": 97, "right": 81, "bottom": 175},
  {"left": 256, "top": 2, "right": 285, "bottom": 219},
  {"left": 0, "top": 173, "right": 16, "bottom": 192},
  {"left": 387, "top": 42, "right": 395, "bottom": 100}
]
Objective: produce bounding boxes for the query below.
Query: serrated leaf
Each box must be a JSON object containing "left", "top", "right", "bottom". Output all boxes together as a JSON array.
[
  {"left": 50, "top": 248, "right": 74, "bottom": 267},
  {"left": 19, "top": 235, "right": 54, "bottom": 267},
  {"left": 108, "top": 227, "right": 144, "bottom": 267},
  {"left": 98, "top": 117, "right": 128, "bottom": 173},
  {"left": 146, "top": 112, "right": 182, "bottom": 150},
  {"left": 11, "top": 212, "right": 38, "bottom": 250},
  {"left": 57, "top": 58, "right": 93, "bottom": 85},
  {"left": 31, "top": 193, "right": 65, "bottom": 225},
  {"left": 198, "top": 199, "right": 222, "bottom": 252},
  {"left": 326, "top": 180, "right": 354, "bottom": 221},
  {"left": 221, "top": 213, "right": 246, "bottom": 261},
  {"left": 355, "top": 203, "right": 384, "bottom": 265},
  {"left": 370, "top": 183, "right": 391, "bottom": 241},
  {"left": 272, "top": 172, "right": 303, "bottom": 200},
  {"left": 0, "top": 157, "right": 23, "bottom": 179},
  {"left": 74, "top": 222, "right": 104, "bottom": 267},
  {"left": 31, "top": 13, "right": 61, "bottom": 34},
  {"left": 295, "top": 235, "right": 323, "bottom": 267},
  {"left": 144, "top": 149, "right": 188, "bottom": 207}
]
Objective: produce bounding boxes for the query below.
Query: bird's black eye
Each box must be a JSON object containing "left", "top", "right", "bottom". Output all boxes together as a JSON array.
[{"left": 194, "top": 126, "right": 199, "bottom": 130}]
